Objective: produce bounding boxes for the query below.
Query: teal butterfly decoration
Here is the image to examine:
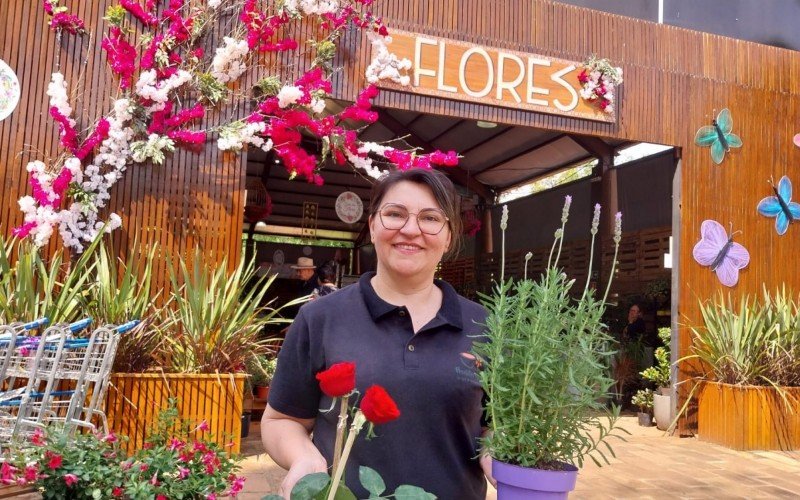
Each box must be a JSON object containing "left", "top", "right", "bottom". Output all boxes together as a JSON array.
[{"left": 694, "top": 108, "right": 743, "bottom": 164}]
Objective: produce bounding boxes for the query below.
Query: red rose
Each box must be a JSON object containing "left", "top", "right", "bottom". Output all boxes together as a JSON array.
[
  {"left": 315, "top": 362, "right": 356, "bottom": 397},
  {"left": 360, "top": 385, "right": 400, "bottom": 425}
]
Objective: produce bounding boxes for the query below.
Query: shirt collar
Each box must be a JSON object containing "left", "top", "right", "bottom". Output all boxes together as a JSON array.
[{"left": 359, "top": 271, "right": 463, "bottom": 330}]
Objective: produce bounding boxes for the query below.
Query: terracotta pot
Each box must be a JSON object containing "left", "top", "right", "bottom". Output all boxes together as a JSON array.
[{"left": 255, "top": 385, "right": 270, "bottom": 400}]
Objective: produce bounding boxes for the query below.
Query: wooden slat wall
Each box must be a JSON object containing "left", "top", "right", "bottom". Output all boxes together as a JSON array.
[
  {"left": 698, "top": 382, "right": 800, "bottom": 451},
  {"left": 105, "top": 373, "right": 246, "bottom": 454},
  {"left": 3, "top": 0, "right": 800, "bottom": 433},
  {"left": 446, "top": 226, "right": 671, "bottom": 296}
]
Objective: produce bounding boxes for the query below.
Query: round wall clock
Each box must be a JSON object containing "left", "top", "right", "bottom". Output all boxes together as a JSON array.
[
  {"left": 335, "top": 191, "right": 364, "bottom": 224},
  {"left": 0, "top": 59, "right": 21, "bottom": 122}
]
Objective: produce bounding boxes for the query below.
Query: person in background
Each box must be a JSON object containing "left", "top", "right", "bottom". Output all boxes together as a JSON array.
[
  {"left": 622, "top": 303, "right": 646, "bottom": 344},
  {"left": 261, "top": 169, "right": 494, "bottom": 499},
  {"left": 291, "top": 257, "right": 318, "bottom": 298},
  {"left": 314, "top": 262, "right": 338, "bottom": 298}
]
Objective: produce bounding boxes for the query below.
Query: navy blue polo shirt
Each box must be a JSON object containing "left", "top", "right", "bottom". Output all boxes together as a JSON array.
[{"left": 269, "top": 272, "right": 488, "bottom": 499}]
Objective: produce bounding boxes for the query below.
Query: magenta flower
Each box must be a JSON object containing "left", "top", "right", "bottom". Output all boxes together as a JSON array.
[{"left": 63, "top": 473, "right": 78, "bottom": 487}]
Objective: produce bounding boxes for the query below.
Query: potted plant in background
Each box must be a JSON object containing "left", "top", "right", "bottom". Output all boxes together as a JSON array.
[
  {"left": 678, "top": 288, "right": 800, "bottom": 450},
  {"left": 632, "top": 389, "right": 654, "bottom": 427},
  {"left": 106, "top": 248, "right": 303, "bottom": 454},
  {"left": 250, "top": 355, "right": 277, "bottom": 400},
  {"left": 641, "top": 327, "right": 672, "bottom": 430},
  {"left": 474, "top": 199, "right": 627, "bottom": 499}
]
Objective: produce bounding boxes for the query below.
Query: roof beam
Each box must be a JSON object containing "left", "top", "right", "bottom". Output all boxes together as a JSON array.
[
  {"left": 377, "top": 111, "right": 493, "bottom": 201},
  {"left": 497, "top": 155, "right": 595, "bottom": 191},
  {"left": 476, "top": 133, "right": 568, "bottom": 177},
  {"left": 458, "top": 126, "right": 514, "bottom": 156},
  {"left": 567, "top": 133, "right": 615, "bottom": 161}
]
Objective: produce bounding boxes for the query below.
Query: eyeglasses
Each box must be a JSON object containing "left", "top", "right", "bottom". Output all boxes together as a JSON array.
[{"left": 377, "top": 203, "right": 450, "bottom": 235}]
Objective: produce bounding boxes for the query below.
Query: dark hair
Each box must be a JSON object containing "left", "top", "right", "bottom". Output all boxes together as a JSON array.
[
  {"left": 318, "top": 263, "right": 336, "bottom": 283},
  {"left": 368, "top": 169, "right": 463, "bottom": 259}
]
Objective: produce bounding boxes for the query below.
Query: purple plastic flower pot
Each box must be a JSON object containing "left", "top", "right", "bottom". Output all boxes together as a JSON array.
[{"left": 492, "top": 458, "right": 579, "bottom": 499}]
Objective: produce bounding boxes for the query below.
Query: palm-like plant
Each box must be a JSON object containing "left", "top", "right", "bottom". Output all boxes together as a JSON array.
[
  {"left": 0, "top": 232, "right": 102, "bottom": 325},
  {"left": 160, "top": 248, "right": 304, "bottom": 374}
]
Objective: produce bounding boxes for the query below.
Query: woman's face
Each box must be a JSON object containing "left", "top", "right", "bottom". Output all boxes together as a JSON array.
[
  {"left": 628, "top": 305, "right": 641, "bottom": 323},
  {"left": 369, "top": 181, "right": 452, "bottom": 280}
]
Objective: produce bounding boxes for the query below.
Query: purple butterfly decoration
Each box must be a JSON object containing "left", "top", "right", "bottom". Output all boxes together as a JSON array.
[{"left": 692, "top": 220, "right": 750, "bottom": 287}]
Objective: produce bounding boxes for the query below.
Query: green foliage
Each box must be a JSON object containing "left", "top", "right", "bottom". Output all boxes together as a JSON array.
[
  {"left": 475, "top": 269, "right": 622, "bottom": 469},
  {"left": 0, "top": 232, "right": 103, "bottom": 324},
  {"left": 2, "top": 400, "right": 244, "bottom": 499},
  {"left": 274, "top": 466, "right": 434, "bottom": 500},
  {"left": 159, "top": 248, "right": 300, "bottom": 373},
  {"left": 254, "top": 76, "right": 282, "bottom": 97},
  {"left": 640, "top": 327, "right": 671, "bottom": 388},
  {"left": 82, "top": 241, "right": 168, "bottom": 373},
  {"left": 248, "top": 355, "right": 278, "bottom": 387},
  {"left": 196, "top": 72, "right": 229, "bottom": 104},
  {"left": 689, "top": 287, "right": 800, "bottom": 387},
  {"left": 631, "top": 388, "right": 654, "bottom": 412},
  {"left": 103, "top": 5, "right": 126, "bottom": 27}
]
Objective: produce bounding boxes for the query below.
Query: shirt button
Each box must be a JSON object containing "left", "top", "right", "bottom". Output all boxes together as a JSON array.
[
  {"left": 408, "top": 345, "right": 415, "bottom": 352},
  {"left": 398, "top": 310, "right": 406, "bottom": 317}
]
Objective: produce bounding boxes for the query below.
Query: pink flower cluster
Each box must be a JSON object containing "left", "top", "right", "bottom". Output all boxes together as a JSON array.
[
  {"left": 43, "top": 0, "right": 86, "bottom": 35},
  {"left": 119, "top": 0, "right": 158, "bottom": 26},
  {"left": 102, "top": 27, "right": 137, "bottom": 89},
  {"left": 241, "top": 1, "right": 298, "bottom": 53}
]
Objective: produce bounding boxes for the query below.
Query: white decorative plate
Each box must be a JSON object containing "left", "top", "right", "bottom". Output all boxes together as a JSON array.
[
  {"left": 335, "top": 191, "right": 364, "bottom": 224},
  {"left": 0, "top": 59, "right": 20, "bottom": 122}
]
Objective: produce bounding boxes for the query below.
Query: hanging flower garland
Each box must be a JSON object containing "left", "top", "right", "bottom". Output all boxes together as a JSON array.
[
  {"left": 578, "top": 55, "right": 623, "bottom": 114},
  {"left": 15, "top": 0, "right": 454, "bottom": 251}
]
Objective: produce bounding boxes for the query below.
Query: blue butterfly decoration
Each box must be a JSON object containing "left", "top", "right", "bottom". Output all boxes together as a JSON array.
[
  {"left": 694, "top": 108, "right": 743, "bottom": 164},
  {"left": 757, "top": 176, "right": 800, "bottom": 235}
]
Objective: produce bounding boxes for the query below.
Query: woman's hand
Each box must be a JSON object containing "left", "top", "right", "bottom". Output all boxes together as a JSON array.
[
  {"left": 280, "top": 454, "right": 329, "bottom": 499},
  {"left": 479, "top": 453, "right": 497, "bottom": 488}
]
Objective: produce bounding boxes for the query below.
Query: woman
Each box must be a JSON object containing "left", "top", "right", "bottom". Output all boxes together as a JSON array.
[{"left": 261, "top": 169, "right": 494, "bottom": 499}]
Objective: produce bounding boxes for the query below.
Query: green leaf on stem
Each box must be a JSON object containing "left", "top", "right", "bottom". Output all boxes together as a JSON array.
[
  {"left": 292, "top": 473, "right": 331, "bottom": 499},
  {"left": 359, "top": 466, "right": 386, "bottom": 497},
  {"left": 393, "top": 485, "right": 437, "bottom": 500}
]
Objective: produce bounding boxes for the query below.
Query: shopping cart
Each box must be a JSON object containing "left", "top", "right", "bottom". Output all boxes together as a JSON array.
[
  {"left": 0, "top": 319, "right": 139, "bottom": 442},
  {"left": 0, "top": 317, "right": 49, "bottom": 385},
  {"left": 0, "top": 318, "right": 93, "bottom": 441}
]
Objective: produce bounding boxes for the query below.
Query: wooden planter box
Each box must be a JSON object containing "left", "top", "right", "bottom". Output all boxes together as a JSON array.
[
  {"left": 105, "top": 373, "right": 246, "bottom": 454},
  {"left": 698, "top": 381, "right": 800, "bottom": 451}
]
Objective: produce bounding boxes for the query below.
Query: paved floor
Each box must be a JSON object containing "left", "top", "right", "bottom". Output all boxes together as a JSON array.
[{"left": 238, "top": 416, "right": 800, "bottom": 499}]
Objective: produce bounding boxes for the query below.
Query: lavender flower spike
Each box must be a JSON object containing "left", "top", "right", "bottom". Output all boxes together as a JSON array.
[
  {"left": 591, "top": 204, "right": 601, "bottom": 235},
  {"left": 613, "top": 212, "right": 622, "bottom": 243},
  {"left": 500, "top": 205, "right": 509, "bottom": 230},
  {"left": 561, "top": 196, "right": 572, "bottom": 223}
]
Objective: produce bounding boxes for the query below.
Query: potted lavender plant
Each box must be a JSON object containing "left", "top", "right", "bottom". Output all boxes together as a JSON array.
[{"left": 474, "top": 197, "right": 627, "bottom": 498}]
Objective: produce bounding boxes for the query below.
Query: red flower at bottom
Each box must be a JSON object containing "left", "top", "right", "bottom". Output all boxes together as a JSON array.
[{"left": 360, "top": 385, "right": 400, "bottom": 425}]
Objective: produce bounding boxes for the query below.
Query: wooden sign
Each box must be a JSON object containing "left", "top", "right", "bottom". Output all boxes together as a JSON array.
[{"left": 374, "top": 30, "right": 616, "bottom": 122}]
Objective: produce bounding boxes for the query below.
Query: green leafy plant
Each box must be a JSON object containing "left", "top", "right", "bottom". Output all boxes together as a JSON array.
[
  {"left": 631, "top": 388, "right": 654, "bottom": 413},
  {"left": 2, "top": 400, "right": 244, "bottom": 499},
  {"left": 159, "top": 248, "right": 303, "bottom": 373},
  {"left": 641, "top": 327, "right": 671, "bottom": 389},
  {"left": 690, "top": 293, "right": 775, "bottom": 386},
  {"left": 686, "top": 287, "right": 800, "bottom": 388},
  {"left": 0, "top": 231, "right": 103, "bottom": 324},
  {"left": 474, "top": 199, "right": 627, "bottom": 470},
  {"left": 248, "top": 355, "right": 277, "bottom": 387},
  {"left": 82, "top": 240, "right": 170, "bottom": 373}
]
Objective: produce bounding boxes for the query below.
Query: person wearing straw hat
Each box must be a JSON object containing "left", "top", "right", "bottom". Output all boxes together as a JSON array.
[{"left": 289, "top": 257, "right": 318, "bottom": 313}]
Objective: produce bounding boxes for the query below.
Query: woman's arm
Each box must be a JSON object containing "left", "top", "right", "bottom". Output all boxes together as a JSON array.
[{"left": 261, "top": 404, "right": 328, "bottom": 498}]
